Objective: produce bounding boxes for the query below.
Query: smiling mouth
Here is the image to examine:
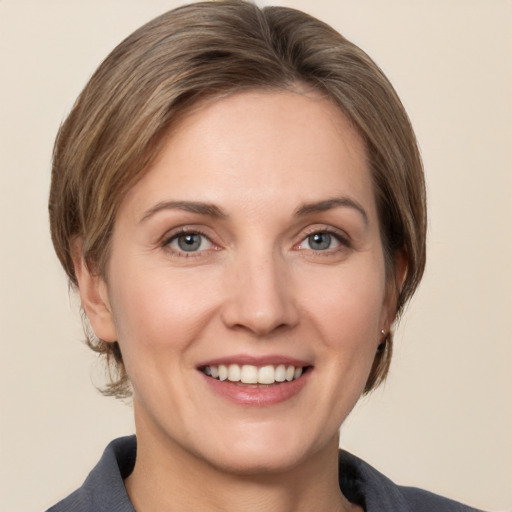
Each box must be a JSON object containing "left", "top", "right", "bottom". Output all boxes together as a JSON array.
[{"left": 200, "top": 364, "right": 310, "bottom": 385}]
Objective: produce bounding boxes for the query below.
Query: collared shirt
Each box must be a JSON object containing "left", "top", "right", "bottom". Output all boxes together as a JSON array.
[{"left": 46, "top": 436, "right": 484, "bottom": 512}]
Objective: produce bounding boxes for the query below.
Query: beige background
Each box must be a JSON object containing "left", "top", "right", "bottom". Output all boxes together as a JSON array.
[{"left": 1, "top": 1, "right": 511, "bottom": 511}]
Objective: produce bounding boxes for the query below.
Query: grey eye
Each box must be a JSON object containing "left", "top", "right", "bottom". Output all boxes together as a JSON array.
[
  {"left": 306, "top": 232, "right": 333, "bottom": 251},
  {"left": 169, "top": 233, "right": 212, "bottom": 252},
  {"left": 178, "top": 234, "right": 202, "bottom": 251}
]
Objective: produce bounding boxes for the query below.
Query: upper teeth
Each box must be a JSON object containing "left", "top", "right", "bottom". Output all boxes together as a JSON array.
[{"left": 203, "top": 364, "right": 303, "bottom": 384}]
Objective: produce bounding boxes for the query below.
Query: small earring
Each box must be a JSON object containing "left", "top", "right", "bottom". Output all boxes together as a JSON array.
[{"left": 377, "top": 329, "right": 387, "bottom": 352}]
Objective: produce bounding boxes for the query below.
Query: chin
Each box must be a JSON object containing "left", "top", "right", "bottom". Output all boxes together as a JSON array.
[
  {"left": 194, "top": 426, "right": 335, "bottom": 477},
  {"left": 203, "top": 445, "right": 308, "bottom": 477}
]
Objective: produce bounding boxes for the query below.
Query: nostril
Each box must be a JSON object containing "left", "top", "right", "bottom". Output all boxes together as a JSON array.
[{"left": 219, "top": 260, "right": 300, "bottom": 335}]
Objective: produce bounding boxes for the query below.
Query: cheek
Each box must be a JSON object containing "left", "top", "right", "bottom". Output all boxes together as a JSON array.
[
  {"left": 309, "top": 265, "right": 387, "bottom": 402},
  {"left": 299, "top": 260, "right": 387, "bottom": 345},
  {"left": 108, "top": 265, "right": 223, "bottom": 358}
]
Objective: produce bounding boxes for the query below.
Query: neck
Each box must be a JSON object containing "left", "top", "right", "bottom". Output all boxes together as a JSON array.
[{"left": 125, "top": 414, "right": 357, "bottom": 512}]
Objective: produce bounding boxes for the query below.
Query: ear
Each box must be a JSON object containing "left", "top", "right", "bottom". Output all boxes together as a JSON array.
[
  {"left": 71, "top": 239, "right": 118, "bottom": 342},
  {"left": 381, "top": 248, "right": 408, "bottom": 330}
]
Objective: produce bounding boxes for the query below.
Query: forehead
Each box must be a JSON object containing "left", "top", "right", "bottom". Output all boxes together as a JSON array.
[{"left": 118, "top": 89, "right": 375, "bottom": 222}]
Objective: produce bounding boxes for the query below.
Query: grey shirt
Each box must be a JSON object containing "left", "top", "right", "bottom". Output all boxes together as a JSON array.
[{"left": 46, "top": 436, "right": 484, "bottom": 512}]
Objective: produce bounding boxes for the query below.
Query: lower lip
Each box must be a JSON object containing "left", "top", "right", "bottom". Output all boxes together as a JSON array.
[{"left": 200, "top": 370, "right": 311, "bottom": 406}]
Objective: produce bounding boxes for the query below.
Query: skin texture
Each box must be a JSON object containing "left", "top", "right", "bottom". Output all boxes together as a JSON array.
[{"left": 75, "top": 90, "right": 401, "bottom": 512}]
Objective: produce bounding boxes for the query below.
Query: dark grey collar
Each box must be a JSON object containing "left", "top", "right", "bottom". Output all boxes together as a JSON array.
[{"left": 47, "top": 436, "right": 483, "bottom": 512}]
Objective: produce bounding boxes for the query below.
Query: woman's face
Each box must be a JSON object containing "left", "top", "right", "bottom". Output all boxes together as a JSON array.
[{"left": 85, "top": 90, "right": 396, "bottom": 474}]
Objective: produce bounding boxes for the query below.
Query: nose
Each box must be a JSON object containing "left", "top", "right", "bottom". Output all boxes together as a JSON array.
[{"left": 220, "top": 251, "right": 300, "bottom": 337}]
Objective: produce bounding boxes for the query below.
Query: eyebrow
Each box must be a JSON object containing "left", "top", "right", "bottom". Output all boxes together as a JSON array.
[
  {"left": 139, "top": 197, "right": 368, "bottom": 225},
  {"left": 139, "top": 200, "right": 227, "bottom": 223},
  {"left": 294, "top": 197, "right": 369, "bottom": 226}
]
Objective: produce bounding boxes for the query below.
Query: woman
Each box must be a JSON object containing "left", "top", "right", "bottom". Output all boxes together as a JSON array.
[{"left": 47, "top": 1, "right": 483, "bottom": 511}]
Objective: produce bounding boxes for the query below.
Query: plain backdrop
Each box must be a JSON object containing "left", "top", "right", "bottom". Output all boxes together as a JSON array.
[{"left": 1, "top": 1, "right": 511, "bottom": 511}]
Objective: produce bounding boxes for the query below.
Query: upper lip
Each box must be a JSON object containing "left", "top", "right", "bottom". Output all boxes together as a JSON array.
[{"left": 196, "top": 354, "right": 312, "bottom": 368}]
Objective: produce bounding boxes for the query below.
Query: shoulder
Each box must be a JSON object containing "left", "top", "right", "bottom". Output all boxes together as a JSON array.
[
  {"left": 45, "top": 436, "right": 136, "bottom": 512},
  {"left": 398, "top": 486, "right": 484, "bottom": 512},
  {"left": 338, "top": 449, "right": 485, "bottom": 512},
  {"left": 46, "top": 488, "right": 91, "bottom": 512}
]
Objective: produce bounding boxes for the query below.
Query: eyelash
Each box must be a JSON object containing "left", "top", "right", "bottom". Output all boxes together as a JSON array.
[
  {"left": 297, "top": 227, "right": 351, "bottom": 254},
  {"left": 162, "top": 228, "right": 216, "bottom": 258},
  {"left": 161, "top": 226, "right": 351, "bottom": 258}
]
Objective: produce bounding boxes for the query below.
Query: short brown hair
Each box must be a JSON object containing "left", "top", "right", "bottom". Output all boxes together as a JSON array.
[{"left": 49, "top": 0, "right": 426, "bottom": 398}]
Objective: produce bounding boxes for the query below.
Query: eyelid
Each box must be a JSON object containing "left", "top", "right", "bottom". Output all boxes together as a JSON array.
[
  {"left": 298, "top": 225, "right": 350, "bottom": 244},
  {"left": 159, "top": 224, "right": 351, "bottom": 256},
  {"left": 295, "top": 226, "right": 352, "bottom": 253},
  {"left": 161, "top": 227, "right": 219, "bottom": 256}
]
